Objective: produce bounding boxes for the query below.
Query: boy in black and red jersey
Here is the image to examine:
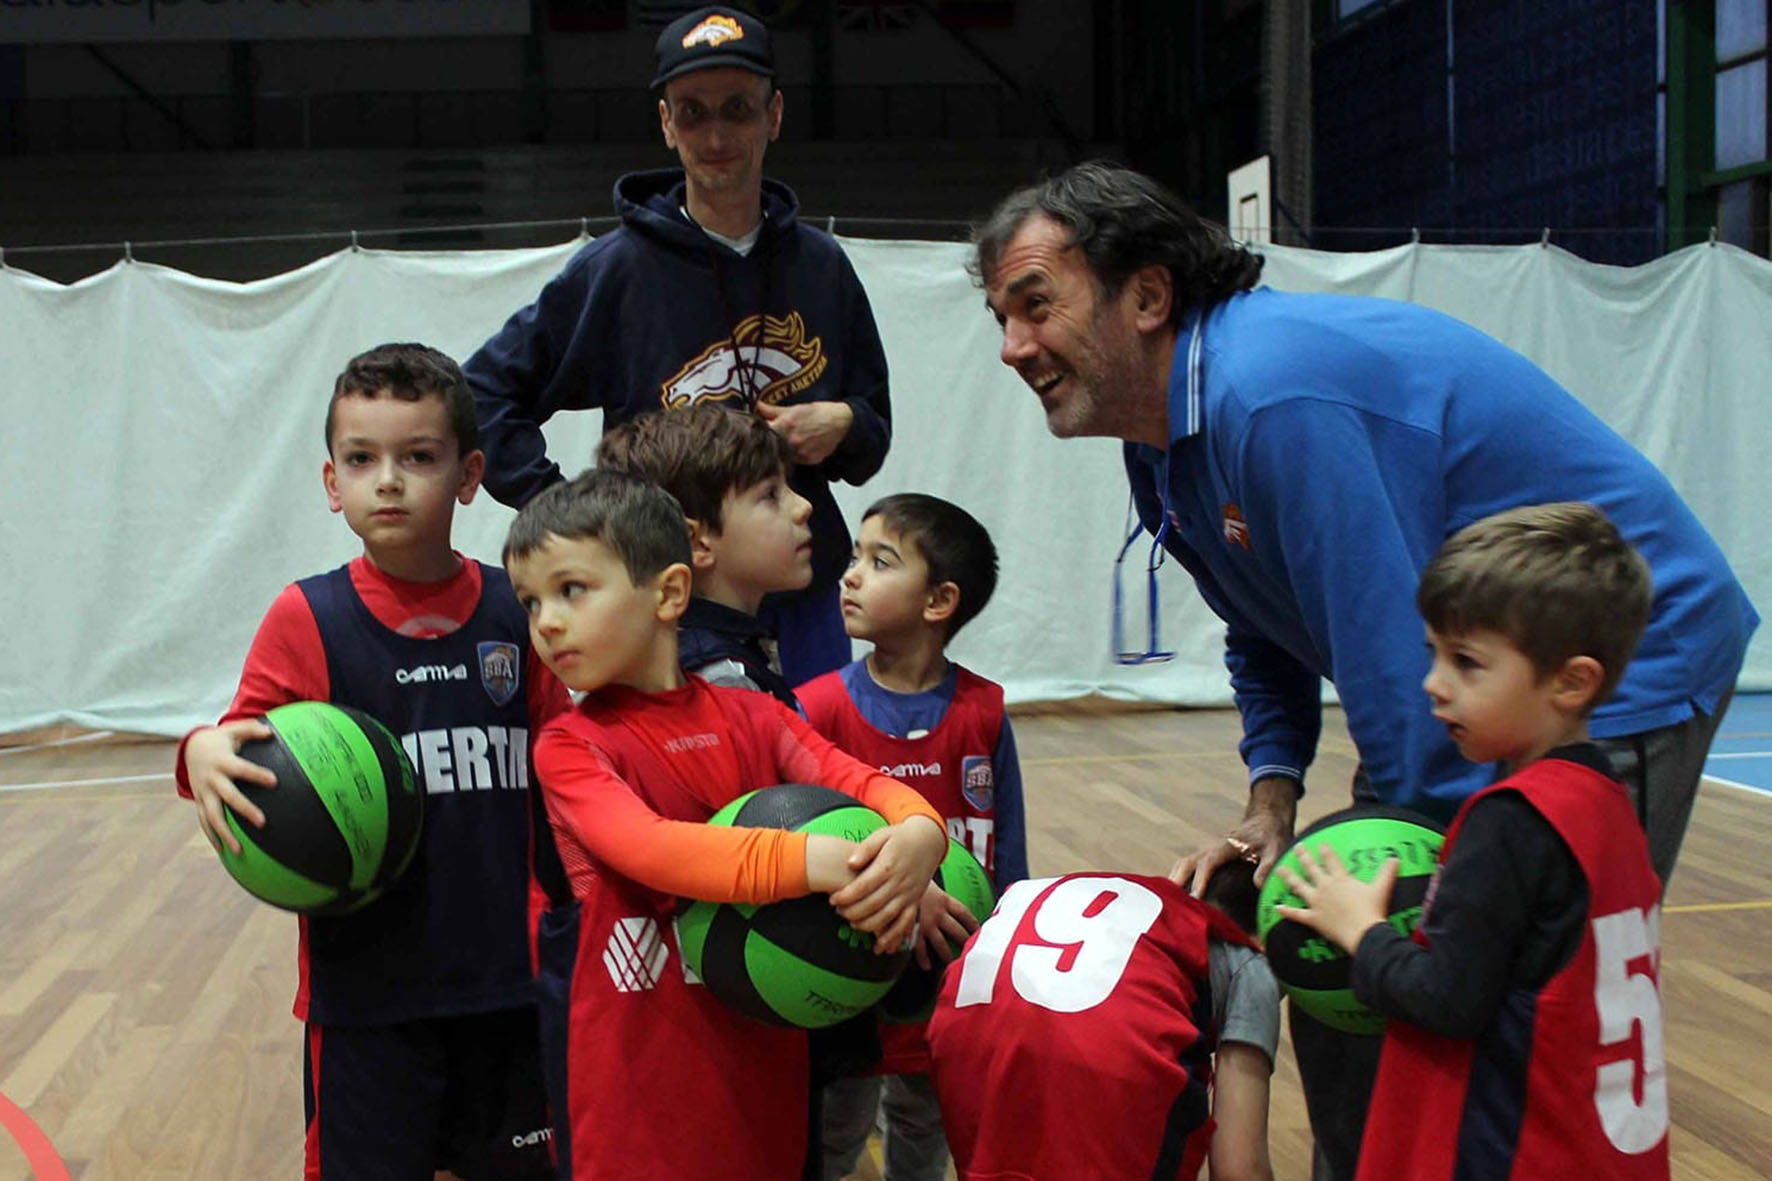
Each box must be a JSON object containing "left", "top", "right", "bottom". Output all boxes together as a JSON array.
[
  {"left": 175, "top": 343, "right": 570, "bottom": 1180},
  {"left": 503, "top": 467, "right": 949, "bottom": 1181},
  {"left": 803, "top": 493, "right": 1028, "bottom": 1181},
  {"left": 1278, "top": 503, "right": 1669, "bottom": 1180}
]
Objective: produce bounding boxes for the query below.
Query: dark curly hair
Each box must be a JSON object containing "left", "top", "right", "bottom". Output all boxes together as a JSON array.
[
  {"left": 972, "top": 161, "right": 1264, "bottom": 325},
  {"left": 326, "top": 342, "right": 478, "bottom": 455}
]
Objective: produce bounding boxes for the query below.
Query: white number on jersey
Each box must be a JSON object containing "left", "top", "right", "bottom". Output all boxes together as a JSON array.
[
  {"left": 1592, "top": 906, "right": 1668, "bottom": 1154},
  {"left": 953, "top": 876, "right": 1163, "bottom": 1014}
]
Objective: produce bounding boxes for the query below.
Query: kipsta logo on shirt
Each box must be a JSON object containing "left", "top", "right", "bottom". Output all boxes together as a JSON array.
[
  {"left": 683, "top": 14, "right": 743, "bottom": 49},
  {"left": 478, "top": 641, "right": 520, "bottom": 706},
  {"left": 603, "top": 916, "right": 669, "bottom": 992},
  {"left": 661, "top": 311, "right": 828, "bottom": 409},
  {"left": 1222, "top": 503, "right": 1251, "bottom": 550}
]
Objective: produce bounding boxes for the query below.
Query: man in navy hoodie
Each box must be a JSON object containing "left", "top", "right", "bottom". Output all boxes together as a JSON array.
[
  {"left": 465, "top": 5, "right": 890, "bottom": 688},
  {"left": 973, "top": 160, "right": 1757, "bottom": 1181}
]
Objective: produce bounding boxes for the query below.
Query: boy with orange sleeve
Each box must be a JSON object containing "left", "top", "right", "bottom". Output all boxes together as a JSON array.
[{"left": 504, "top": 467, "right": 949, "bottom": 1181}]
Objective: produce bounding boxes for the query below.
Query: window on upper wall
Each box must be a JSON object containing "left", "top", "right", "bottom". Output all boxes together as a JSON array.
[
  {"left": 1710, "top": 0, "right": 1770, "bottom": 251},
  {"left": 1336, "top": 0, "right": 1390, "bottom": 21},
  {"left": 1716, "top": 60, "right": 1768, "bottom": 170},
  {"left": 1718, "top": 0, "right": 1768, "bottom": 61}
]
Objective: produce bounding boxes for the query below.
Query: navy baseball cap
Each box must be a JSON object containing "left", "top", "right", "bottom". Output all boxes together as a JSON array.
[{"left": 652, "top": 6, "right": 776, "bottom": 90}]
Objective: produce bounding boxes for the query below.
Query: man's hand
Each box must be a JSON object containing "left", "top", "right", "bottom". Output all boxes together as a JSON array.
[
  {"left": 1168, "top": 775, "right": 1299, "bottom": 897},
  {"left": 755, "top": 400, "right": 854, "bottom": 467}
]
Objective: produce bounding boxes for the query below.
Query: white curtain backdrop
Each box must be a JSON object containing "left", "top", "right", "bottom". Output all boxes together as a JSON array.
[{"left": 1, "top": 237, "right": 1766, "bottom": 739}]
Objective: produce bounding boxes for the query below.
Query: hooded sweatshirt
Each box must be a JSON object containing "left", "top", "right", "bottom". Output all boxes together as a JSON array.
[{"left": 465, "top": 168, "right": 892, "bottom": 598}]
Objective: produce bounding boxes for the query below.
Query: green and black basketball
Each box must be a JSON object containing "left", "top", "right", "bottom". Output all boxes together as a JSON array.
[
  {"left": 1256, "top": 804, "right": 1445, "bottom": 1035},
  {"left": 677, "top": 783, "right": 912, "bottom": 1029},
  {"left": 877, "top": 838, "right": 996, "bottom": 1024},
  {"left": 217, "top": 701, "right": 423, "bottom": 916}
]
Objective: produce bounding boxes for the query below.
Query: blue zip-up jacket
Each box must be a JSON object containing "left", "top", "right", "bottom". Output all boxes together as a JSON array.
[
  {"left": 1128, "top": 287, "right": 1757, "bottom": 822},
  {"left": 464, "top": 168, "right": 891, "bottom": 599}
]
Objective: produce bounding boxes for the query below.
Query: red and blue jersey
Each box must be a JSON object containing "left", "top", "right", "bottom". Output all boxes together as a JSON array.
[
  {"left": 1359, "top": 758, "right": 1669, "bottom": 1179},
  {"left": 798, "top": 658, "right": 1027, "bottom": 1074},
  {"left": 797, "top": 659, "right": 1025, "bottom": 890}
]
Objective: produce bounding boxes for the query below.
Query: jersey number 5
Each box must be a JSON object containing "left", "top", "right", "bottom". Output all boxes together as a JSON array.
[
  {"left": 1592, "top": 906, "right": 1668, "bottom": 1154},
  {"left": 952, "top": 876, "right": 1162, "bottom": 1014}
]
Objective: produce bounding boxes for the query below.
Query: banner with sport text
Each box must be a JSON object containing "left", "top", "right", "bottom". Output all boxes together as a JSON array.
[
  {"left": 0, "top": 0, "right": 530, "bottom": 44},
  {"left": 0, "top": 236, "right": 1767, "bottom": 739}
]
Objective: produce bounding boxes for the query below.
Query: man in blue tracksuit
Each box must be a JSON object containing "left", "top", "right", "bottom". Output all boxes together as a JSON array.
[
  {"left": 464, "top": 6, "right": 889, "bottom": 688},
  {"left": 972, "top": 161, "right": 1756, "bottom": 1181}
]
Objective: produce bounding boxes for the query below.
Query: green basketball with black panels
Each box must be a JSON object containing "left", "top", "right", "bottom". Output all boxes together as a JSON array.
[
  {"left": 1256, "top": 804, "right": 1445, "bottom": 1035},
  {"left": 876, "top": 838, "right": 995, "bottom": 1024},
  {"left": 216, "top": 701, "right": 423, "bottom": 916},
  {"left": 677, "top": 783, "right": 912, "bottom": 1029}
]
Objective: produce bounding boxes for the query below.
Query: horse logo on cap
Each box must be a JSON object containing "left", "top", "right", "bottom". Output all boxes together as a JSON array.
[{"left": 683, "top": 14, "right": 744, "bottom": 49}]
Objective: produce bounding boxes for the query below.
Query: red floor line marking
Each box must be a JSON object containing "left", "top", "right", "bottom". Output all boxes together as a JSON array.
[{"left": 0, "top": 1090, "right": 69, "bottom": 1181}]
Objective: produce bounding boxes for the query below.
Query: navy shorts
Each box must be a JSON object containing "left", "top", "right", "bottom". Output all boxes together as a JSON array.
[{"left": 303, "top": 1005, "right": 555, "bottom": 1180}]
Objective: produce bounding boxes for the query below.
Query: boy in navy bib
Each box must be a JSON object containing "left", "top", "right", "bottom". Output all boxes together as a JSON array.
[{"left": 176, "top": 344, "right": 569, "bottom": 1180}]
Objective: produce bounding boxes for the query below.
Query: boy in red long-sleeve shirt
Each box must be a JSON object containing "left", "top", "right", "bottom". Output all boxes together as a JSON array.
[{"left": 504, "top": 467, "right": 948, "bottom": 1181}]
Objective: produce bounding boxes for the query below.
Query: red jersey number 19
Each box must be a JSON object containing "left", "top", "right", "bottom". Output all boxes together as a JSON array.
[{"left": 953, "top": 876, "right": 1164, "bottom": 1014}]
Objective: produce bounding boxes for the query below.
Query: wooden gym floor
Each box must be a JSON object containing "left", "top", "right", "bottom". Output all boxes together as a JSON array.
[{"left": 1, "top": 703, "right": 1768, "bottom": 1180}]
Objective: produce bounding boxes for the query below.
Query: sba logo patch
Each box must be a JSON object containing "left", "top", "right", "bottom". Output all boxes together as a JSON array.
[
  {"left": 478, "top": 641, "right": 520, "bottom": 706},
  {"left": 961, "top": 756, "right": 994, "bottom": 810}
]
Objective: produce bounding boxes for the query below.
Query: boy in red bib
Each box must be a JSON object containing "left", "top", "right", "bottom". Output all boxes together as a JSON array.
[
  {"left": 504, "top": 468, "right": 948, "bottom": 1181},
  {"left": 924, "top": 866, "right": 1279, "bottom": 1180},
  {"left": 800, "top": 494, "right": 1027, "bottom": 1181},
  {"left": 1278, "top": 502, "right": 1669, "bottom": 1180}
]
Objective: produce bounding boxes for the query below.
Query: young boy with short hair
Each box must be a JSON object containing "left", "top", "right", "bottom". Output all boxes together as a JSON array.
[
  {"left": 503, "top": 467, "right": 950, "bottom": 1180},
  {"left": 1278, "top": 501, "right": 1669, "bottom": 1179},
  {"left": 800, "top": 493, "right": 1028, "bottom": 1181},
  {"left": 924, "top": 863, "right": 1280, "bottom": 1181},
  {"left": 176, "top": 342, "right": 569, "bottom": 1180},
  {"left": 596, "top": 403, "right": 817, "bottom": 708}
]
